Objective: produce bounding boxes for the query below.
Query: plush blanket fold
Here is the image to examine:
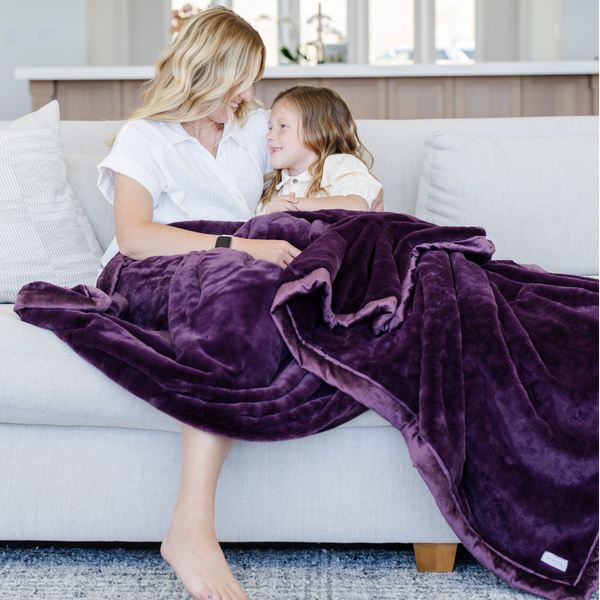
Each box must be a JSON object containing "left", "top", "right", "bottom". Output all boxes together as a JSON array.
[{"left": 15, "top": 210, "right": 598, "bottom": 600}]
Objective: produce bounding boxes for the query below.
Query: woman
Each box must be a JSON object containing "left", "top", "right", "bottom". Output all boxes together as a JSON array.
[{"left": 97, "top": 8, "right": 298, "bottom": 600}]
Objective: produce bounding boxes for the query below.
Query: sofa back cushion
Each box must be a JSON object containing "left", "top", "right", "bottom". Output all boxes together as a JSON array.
[
  {"left": 65, "top": 153, "right": 115, "bottom": 251},
  {"left": 414, "top": 132, "right": 599, "bottom": 276},
  {"left": 60, "top": 121, "right": 118, "bottom": 251},
  {"left": 357, "top": 116, "right": 598, "bottom": 217},
  {"left": 3, "top": 114, "right": 596, "bottom": 260}
]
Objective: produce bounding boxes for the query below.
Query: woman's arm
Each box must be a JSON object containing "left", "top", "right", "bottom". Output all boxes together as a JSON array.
[{"left": 114, "top": 173, "right": 300, "bottom": 267}]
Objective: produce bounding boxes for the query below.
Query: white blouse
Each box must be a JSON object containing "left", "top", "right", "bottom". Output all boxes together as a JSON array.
[
  {"left": 258, "top": 153, "right": 382, "bottom": 215},
  {"left": 97, "top": 110, "right": 271, "bottom": 265}
]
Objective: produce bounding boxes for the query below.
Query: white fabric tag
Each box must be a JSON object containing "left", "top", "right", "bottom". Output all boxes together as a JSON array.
[{"left": 541, "top": 551, "right": 569, "bottom": 572}]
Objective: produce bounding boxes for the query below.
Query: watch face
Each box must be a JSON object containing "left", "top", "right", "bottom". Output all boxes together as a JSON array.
[{"left": 216, "top": 236, "right": 232, "bottom": 248}]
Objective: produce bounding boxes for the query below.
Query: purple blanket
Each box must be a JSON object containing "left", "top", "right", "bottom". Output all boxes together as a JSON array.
[{"left": 15, "top": 211, "right": 598, "bottom": 600}]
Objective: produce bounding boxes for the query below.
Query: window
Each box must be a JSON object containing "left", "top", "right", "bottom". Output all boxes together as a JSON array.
[
  {"left": 171, "top": 1, "right": 278, "bottom": 66},
  {"left": 435, "top": 0, "right": 475, "bottom": 61},
  {"left": 370, "top": 0, "right": 414, "bottom": 64},
  {"left": 233, "top": 0, "right": 279, "bottom": 66},
  {"left": 172, "top": 0, "right": 476, "bottom": 66},
  {"left": 300, "top": 0, "right": 348, "bottom": 63},
  {"left": 171, "top": 1, "right": 211, "bottom": 37},
  {"left": 370, "top": 0, "right": 475, "bottom": 65}
]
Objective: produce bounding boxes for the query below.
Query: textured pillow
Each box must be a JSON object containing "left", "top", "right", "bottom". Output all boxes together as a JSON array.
[
  {"left": 415, "top": 132, "right": 599, "bottom": 276},
  {"left": 0, "top": 101, "right": 103, "bottom": 303}
]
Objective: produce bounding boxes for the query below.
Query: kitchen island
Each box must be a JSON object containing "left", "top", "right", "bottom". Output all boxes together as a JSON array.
[{"left": 15, "top": 61, "right": 598, "bottom": 120}]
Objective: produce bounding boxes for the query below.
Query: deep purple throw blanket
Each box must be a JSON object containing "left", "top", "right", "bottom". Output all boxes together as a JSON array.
[{"left": 15, "top": 211, "right": 598, "bottom": 600}]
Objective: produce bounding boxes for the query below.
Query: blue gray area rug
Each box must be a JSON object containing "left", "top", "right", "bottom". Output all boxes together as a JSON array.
[{"left": 1, "top": 544, "right": 598, "bottom": 600}]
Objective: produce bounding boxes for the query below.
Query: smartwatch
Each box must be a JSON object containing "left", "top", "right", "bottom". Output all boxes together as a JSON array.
[{"left": 215, "top": 235, "right": 232, "bottom": 248}]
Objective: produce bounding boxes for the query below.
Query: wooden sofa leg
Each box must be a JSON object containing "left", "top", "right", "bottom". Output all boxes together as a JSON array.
[{"left": 413, "top": 543, "right": 458, "bottom": 572}]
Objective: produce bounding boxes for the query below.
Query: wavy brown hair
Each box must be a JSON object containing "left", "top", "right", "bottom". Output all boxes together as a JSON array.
[
  {"left": 261, "top": 85, "right": 374, "bottom": 206},
  {"left": 106, "top": 6, "right": 265, "bottom": 147}
]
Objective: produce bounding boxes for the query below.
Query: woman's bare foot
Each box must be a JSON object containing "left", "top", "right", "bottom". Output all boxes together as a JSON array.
[{"left": 161, "top": 520, "right": 249, "bottom": 600}]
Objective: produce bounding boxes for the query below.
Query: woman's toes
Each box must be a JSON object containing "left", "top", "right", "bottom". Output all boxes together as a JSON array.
[{"left": 199, "top": 587, "right": 215, "bottom": 600}]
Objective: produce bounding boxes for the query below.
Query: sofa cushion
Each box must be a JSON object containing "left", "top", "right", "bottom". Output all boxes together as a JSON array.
[
  {"left": 0, "top": 101, "right": 103, "bottom": 303},
  {"left": 65, "top": 153, "right": 115, "bottom": 252},
  {"left": 0, "top": 305, "right": 180, "bottom": 432},
  {"left": 414, "top": 132, "right": 599, "bottom": 276},
  {"left": 0, "top": 305, "right": 388, "bottom": 431}
]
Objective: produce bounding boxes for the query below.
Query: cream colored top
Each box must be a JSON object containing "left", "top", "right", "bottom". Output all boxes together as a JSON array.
[{"left": 258, "top": 154, "right": 382, "bottom": 215}]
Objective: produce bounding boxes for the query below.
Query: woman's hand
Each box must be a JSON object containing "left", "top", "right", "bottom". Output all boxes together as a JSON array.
[
  {"left": 234, "top": 238, "right": 301, "bottom": 268},
  {"left": 265, "top": 193, "right": 299, "bottom": 214}
]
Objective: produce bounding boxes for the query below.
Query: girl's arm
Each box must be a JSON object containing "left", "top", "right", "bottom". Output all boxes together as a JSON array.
[
  {"left": 294, "top": 195, "right": 368, "bottom": 211},
  {"left": 264, "top": 156, "right": 383, "bottom": 214},
  {"left": 370, "top": 188, "right": 384, "bottom": 212},
  {"left": 114, "top": 173, "right": 300, "bottom": 268},
  {"left": 265, "top": 191, "right": 385, "bottom": 214},
  {"left": 264, "top": 193, "right": 368, "bottom": 214}
]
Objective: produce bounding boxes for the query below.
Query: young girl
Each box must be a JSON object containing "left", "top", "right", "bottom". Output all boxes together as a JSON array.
[{"left": 258, "top": 85, "right": 383, "bottom": 215}]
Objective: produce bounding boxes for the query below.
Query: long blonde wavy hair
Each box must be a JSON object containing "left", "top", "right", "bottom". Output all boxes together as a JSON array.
[
  {"left": 106, "top": 6, "right": 265, "bottom": 147},
  {"left": 260, "top": 85, "right": 374, "bottom": 207}
]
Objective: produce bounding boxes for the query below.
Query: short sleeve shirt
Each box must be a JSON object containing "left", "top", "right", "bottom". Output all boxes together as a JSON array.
[
  {"left": 259, "top": 154, "right": 382, "bottom": 215},
  {"left": 98, "top": 110, "right": 271, "bottom": 264}
]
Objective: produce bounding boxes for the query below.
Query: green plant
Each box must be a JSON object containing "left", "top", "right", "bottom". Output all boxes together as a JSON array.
[{"left": 280, "top": 46, "right": 308, "bottom": 64}]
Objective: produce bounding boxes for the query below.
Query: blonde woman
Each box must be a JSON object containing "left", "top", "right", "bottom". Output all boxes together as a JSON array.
[{"left": 97, "top": 8, "right": 298, "bottom": 600}]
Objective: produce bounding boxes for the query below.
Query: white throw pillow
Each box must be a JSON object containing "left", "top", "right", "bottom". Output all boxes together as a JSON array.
[
  {"left": 0, "top": 101, "right": 103, "bottom": 302},
  {"left": 415, "top": 132, "right": 599, "bottom": 276}
]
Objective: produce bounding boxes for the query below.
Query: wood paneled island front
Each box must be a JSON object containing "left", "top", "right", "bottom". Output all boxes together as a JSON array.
[{"left": 16, "top": 62, "right": 599, "bottom": 121}]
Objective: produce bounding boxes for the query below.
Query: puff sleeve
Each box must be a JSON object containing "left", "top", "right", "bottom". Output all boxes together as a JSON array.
[
  {"left": 97, "top": 120, "right": 169, "bottom": 209},
  {"left": 321, "top": 154, "right": 382, "bottom": 209}
]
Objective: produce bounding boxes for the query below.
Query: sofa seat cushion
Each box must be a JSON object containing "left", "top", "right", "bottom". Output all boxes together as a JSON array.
[
  {"left": 0, "top": 305, "right": 389, "bottom": 432},
  {"left": 415, "top": 132, "right": 599, "bottom": 276}
]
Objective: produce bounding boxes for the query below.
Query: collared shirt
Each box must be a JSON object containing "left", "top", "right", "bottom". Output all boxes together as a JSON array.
[
  {"left": 97, "top": 110, "right": 270, "bottom": 265},
  {"left": 258, "top": 154, "right": 382, "bottom": 215}
]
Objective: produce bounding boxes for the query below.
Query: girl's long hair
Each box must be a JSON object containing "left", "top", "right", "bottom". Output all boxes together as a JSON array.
[
  {"left": 261, "top": 85, "right": 374, "bottom": 206},
  {"left": 106, "top": 6, "right": 265, "bottom": 147}
]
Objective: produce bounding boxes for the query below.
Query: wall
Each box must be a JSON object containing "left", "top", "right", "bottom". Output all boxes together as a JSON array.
[
  {"left": 128, "top": 0, "right": 172, "bottom": 65},
  {"left": 86, "top": 0, "right": 130, "bottom": 65},
  {"left": 476, "top": 0, "right": 520, "bottom": 61},
  {"left": 520, "top": 0, "right": 562, "bottom": 61},
  {"left": 0, "top": 0, "right": 87, "bottom": 120},
  {"left": 477, "top": 0, "right": 597, "bottom": 62},
  {"left": 561, "top": 0, "right": 599, "bottom": 60},
  {"left": 87, "top": 0, "right": 172, "bottom": 66},
  {"left": 476, "top": 0, "right": 564, "bottom": 61}
]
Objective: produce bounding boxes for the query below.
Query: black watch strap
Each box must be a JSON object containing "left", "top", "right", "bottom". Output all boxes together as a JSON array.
[{"left": 215, "top": 235, "right": 232, "bottom": 248}]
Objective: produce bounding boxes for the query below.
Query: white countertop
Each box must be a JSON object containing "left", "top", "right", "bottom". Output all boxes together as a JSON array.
[{"left": 15, "top": 61, "right": 598, "bottom": 81}]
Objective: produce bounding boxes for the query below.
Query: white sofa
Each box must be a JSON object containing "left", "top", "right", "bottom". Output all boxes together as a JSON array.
[{"left": 0, "top": 113, "right": 597, "bottom": 571}]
